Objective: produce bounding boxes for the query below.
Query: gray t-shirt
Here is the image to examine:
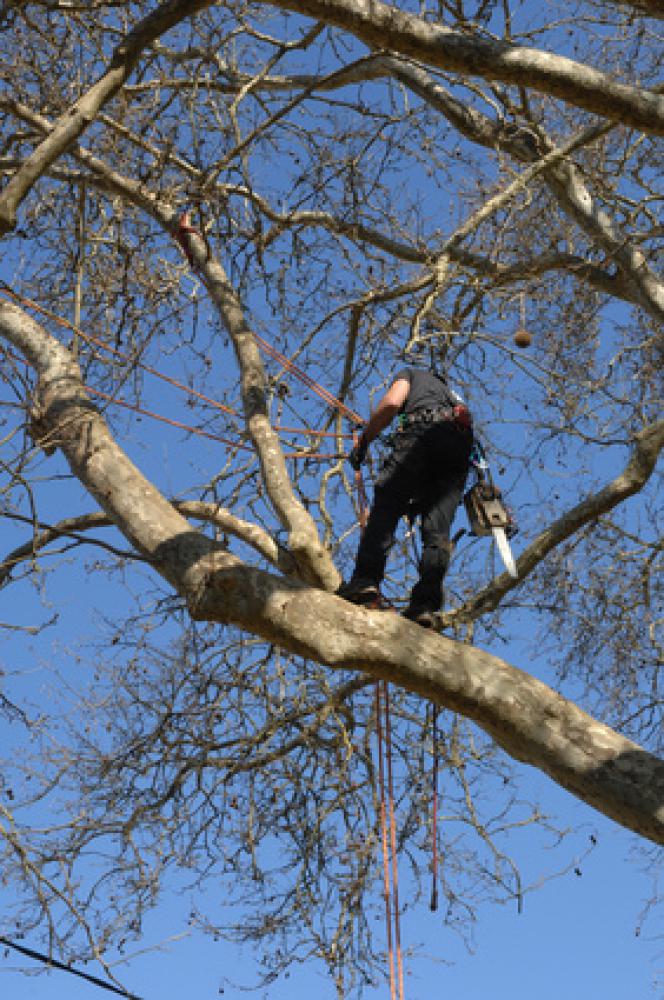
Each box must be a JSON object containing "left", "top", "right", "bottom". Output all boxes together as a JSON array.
[{"left": 393, "top": 367, "right": 464, "bottom": 416}]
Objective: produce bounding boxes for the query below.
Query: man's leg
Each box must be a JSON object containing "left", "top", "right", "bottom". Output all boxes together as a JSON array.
[
  {"left": 338, "top": 439, "right": 416, "bottom": 603},
  {"left": 405, "top": 471, "right": 467, "bottom": 620},
  {"left": 338, "top": 484, "right": 405, "bottom": 602}
]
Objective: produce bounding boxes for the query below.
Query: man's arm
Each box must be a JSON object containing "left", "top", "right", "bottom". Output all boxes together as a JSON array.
[
  {"left": 360, "top": 378, "right": 410, "bottom": 445},
  {"left": 348, "top": 378, "right": 410, "bottom": 469}
]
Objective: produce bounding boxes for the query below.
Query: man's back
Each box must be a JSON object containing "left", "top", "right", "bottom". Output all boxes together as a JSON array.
[{"left": 394, "top": 367, "right": 461, "bottom": 416}]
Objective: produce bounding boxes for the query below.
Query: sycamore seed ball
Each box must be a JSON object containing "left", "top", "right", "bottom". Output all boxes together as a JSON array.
[{"left": 514, "top": 327, "right": 532, "bottom": 349}]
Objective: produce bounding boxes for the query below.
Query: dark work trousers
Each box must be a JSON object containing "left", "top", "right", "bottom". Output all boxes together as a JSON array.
[{"left": 351, "top": 421, "right": 471, "bottom": 611}]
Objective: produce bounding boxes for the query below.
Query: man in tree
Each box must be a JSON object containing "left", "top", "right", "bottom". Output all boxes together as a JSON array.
[
  {"left": 1, "top": 2, "right": 663, "bottom": 992},
  {"left": 338, "top": 365, "right": 473, "bottom": 626}
]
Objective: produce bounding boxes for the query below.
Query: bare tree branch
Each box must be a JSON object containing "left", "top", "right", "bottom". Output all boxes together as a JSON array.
[
  {"left": 0, "top": 0, "right": 213, "bottom": 235},
  {"left": 0, "top": 503, "right": 298, "bottom": 585},
  {"left": 258, "top": 0, "right": 664, "bottom": 135},
  {"left": 593, "top": 0, "right": 664, "bottom": 19}
]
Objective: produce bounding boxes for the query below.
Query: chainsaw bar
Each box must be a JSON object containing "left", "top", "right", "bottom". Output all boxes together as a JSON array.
[
  {"left": 464, "top": 482, "right": 518, "bottom": 579},
  {"left": 492, "top": 526, "right": 518, "bottom": 579}
]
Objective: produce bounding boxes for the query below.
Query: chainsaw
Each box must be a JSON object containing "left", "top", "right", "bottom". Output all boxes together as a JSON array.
[{"left": 463, "top": 480, "right": 518, "bottom": 578}]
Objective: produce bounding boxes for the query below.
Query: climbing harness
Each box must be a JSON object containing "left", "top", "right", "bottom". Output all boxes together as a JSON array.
[{"left": 397, "top": 402, "right": 472, "bottom": 434}]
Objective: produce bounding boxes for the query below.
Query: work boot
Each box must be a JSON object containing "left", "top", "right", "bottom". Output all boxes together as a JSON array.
[
  {"left": 336, "top": 578, "right": 380, "bottom": 606},
  {"left": 402, "top": 606, "right": 437, "bottom": 629}
]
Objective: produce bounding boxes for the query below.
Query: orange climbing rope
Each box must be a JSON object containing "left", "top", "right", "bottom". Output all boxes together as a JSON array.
[
  {"left": 86, "top": 385, "right": 249, "bottom": 450},
  {"left": 0, "top": 286, "right": 355, "bottom": 438},
  {"left": 2, "top": 341, "right": 342, "bottom": 461},
  {"left": 375, "top": 682, "right": 397, "bottom": 1000},
  {"left": 0, "top": 286, "right": 358, "bottom": 459},
  {"left": 253, "top": 329, "right": 362, "bottom": 425},
  {"left": 383, "top": 681, "right": 404, "bottom": 1000}
]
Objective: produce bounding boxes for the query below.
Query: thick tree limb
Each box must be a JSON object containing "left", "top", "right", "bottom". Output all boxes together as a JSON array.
[
  {"left": 173, "top": 219, "right": 340, "bottom": 590},
  {"left": 1, "top": 298, "right": 663, "bottom": 846},
  {"left": 185, "top": 563, "right": 664, "bottom": 846},
  {"left": 0, "top": 0, "right": 213, "bottom": 235},
  {"left": 176, "top": 501, "right": 297, "bottom": 574},
  {"left": 259, "top": 0, "right": 664, "bottom": 135}
]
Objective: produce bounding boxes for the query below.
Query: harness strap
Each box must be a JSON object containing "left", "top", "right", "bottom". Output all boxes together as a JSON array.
[{"left": 398, "top": 403, "right": 472, "bottom": 432}]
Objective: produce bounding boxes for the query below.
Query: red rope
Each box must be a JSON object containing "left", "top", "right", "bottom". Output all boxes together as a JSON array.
[
  {"left": 375, "top": 683, "right": 397, "bottom": 1000},
  {"left": 253, "top": 330, "right": 363, "bottom": 425},
  {"left": 383, "top": 681, "right": 404, "bottom": 1000},
  {"left": 2, "top": 344, "right": 342, "bottom": 461},
  {"left": 0, "top": 287, "right": 353, "bottom": 442},
  {"left": 86, "top": 386, "right": 249, "bottom": 449}
]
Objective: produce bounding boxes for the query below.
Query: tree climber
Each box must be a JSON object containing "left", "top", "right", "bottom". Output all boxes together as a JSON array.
[{"left": 337, "top": 366, "right": 473, "bottom": 628}]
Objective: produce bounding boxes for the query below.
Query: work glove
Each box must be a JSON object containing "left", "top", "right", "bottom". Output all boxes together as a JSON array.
[{"left": 347, "top": 435, "right": 368, "bottom": 471}]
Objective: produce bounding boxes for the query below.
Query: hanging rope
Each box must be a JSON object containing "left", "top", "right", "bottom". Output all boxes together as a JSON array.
[
  {"left": 353, "top": 450, "right": 404, "bottom": 1000},
  {"left": 375, "top": 682, "right": 397, "bottom": 1000},
  {"left": 382, "top": 680, "right": 405, "bottom": 1000},
  {"left": 430, "top": 703, "right": 440, "bottom": 912}
]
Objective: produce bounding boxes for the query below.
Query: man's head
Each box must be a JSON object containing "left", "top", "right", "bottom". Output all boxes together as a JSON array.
[{"left": 400, "top": 337, "right": 451, "bottom": 379}]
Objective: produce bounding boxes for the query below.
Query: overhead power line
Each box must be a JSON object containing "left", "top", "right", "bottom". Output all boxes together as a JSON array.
[{"left": 0, "top": 934, "right": 142, "bottom": 1000}]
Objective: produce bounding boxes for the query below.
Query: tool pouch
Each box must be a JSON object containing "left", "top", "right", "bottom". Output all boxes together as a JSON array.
[{"left": 453, "top": 403, "right": 472, "bottom": 431}]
